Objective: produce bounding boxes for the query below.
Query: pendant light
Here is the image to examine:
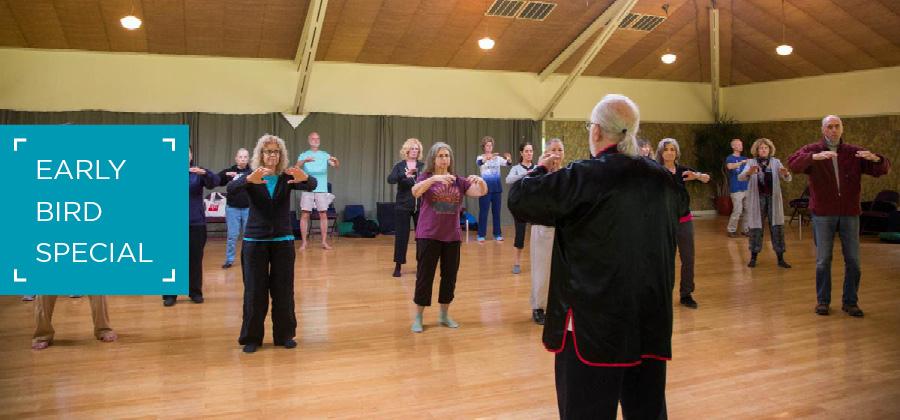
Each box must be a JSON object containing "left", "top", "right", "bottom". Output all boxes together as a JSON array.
[
  {"left": 776, "top": 0, "right": 792, "bottom": 56},
  {"left": 660, "top": 4, "right": 676, "bottom": 64}
]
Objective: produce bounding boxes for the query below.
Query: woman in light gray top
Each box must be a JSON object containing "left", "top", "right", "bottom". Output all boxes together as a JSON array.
[{"left": 505, "top": 141, "right": 535, "bottom": 274}]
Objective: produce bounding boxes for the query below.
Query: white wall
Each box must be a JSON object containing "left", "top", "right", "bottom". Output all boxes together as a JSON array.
[
  {"left": 722, "top": 66, "right": 900, "bottom": 122},
  {"left": 0, "top": 48, "right": 712, "bottom": 122}
]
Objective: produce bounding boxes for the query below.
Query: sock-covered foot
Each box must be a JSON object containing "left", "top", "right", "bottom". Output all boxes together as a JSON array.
[
  {"left": 411, "top": 314, "right": 424, "bottom": 333},
  {"left": 439, "top": 312, "right": 459, "bottom": 328},
  {"left": 512, "top": 264, "right": 521, "bottom": 274}
]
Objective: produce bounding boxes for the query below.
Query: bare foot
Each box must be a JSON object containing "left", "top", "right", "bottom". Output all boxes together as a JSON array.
[
  {"left": 99, "top": 331, "right": 118, "bottom": 342},
  {"left": 299, "top": 242, "right": 308, "bottom": 251},
  {"left": 321, "top": 242, "right": 333, "bottom": 250},
  {"left": 31, "top": 341, "right": 50, "bottom": 350}
]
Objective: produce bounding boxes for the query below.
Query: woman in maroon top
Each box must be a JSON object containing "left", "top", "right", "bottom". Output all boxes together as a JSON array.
[{"left": 410, "top": 142, "right": 487, "bottom": 333}]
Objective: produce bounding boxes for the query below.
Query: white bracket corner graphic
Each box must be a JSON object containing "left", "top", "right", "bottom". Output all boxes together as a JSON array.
[
  {"left": 162, "top": 138, "right": 176, "bottom": 151},
  {"left": 14, "top": 269, "right": 27, "bottom": 283},
  {"left": 163, "top": 269, "right": 175, "bottom": 283},
  {"left": 13, "top": 138, "right": 27, "bottom": 152}
]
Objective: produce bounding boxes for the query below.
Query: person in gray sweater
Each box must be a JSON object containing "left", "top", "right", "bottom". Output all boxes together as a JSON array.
[{"left": 505, "top": 142, "right": 535, "bottom": 275}]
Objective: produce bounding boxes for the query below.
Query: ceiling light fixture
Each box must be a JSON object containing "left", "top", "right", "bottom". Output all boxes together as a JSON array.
[
  {"left": 659, "top": 4, "right": 676, "bottom": 64},
  {"left": 776, "top": 0, "right": 792, "bottom": 56},
  {"left": 478, "top": 37, "right": 495, "bottom": 50},
  {"left": 120, "top": 1, "right": 142, "bottom": 30}
]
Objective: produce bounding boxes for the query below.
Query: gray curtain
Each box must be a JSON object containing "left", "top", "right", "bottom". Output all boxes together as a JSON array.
[{"left": 2, "top": 109, "right": 540, "bottom": 223}]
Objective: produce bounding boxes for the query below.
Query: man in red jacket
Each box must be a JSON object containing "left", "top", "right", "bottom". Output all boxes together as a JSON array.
[{"left": 788, "top": 115, "right": 891, "bottom": 318}]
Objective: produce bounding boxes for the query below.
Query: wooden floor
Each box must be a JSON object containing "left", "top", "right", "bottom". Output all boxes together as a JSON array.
[{"left": 1, "top": 217, "right": 899, "bottom": 419}]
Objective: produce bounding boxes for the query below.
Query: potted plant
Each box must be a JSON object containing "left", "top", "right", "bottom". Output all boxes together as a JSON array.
[{"left": 693, "top": 117, "right": 743, "bottom": 215}]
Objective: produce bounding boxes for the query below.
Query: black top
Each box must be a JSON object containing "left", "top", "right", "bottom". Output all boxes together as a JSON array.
[
  {"left": 217, "top": 165, "right": 253, "bottom": 208},
  {"left": 189, "top": 167, "right": 220, "bottom": 226},
  {"left": 226, "top": 172, "right": 317, "bottom": 239},
  {"left": 666, "top": 164, "right": 696, "bottom": 217},
  {"left": 509, "top": 147, "right": 689, "bottom": 365},
  {"left": 387, "top": 160, "right": 425, "bottom": 211},
  {"left": 756, "top": 158, "right": 774, "bottom": 196}
]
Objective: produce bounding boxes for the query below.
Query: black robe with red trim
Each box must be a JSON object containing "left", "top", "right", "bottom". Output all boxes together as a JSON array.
[{"left": 508, "top": 147, "right": 688, "bottom": 365}]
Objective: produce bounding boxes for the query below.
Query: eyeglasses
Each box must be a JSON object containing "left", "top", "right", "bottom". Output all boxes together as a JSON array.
[
  {"left": 584, "top": 122, "right": 598, "bottom": 132},
  {"left": 262, "top": 149, "right": 281, "bottom": 155}
]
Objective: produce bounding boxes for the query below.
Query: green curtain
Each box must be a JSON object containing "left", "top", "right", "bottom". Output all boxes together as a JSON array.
[{"left": 2, "top": 109, "right": 540, "bottom": 223}]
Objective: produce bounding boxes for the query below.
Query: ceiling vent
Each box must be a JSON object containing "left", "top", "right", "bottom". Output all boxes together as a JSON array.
[
  {"left": 517, "top": 2, "right": 556, "bottom": 21},
  {"left": 618, "top": 13, "right": 666, "bottom": 31},
  {"left": 486, "top": 0, "right": 525, "bottom": 17}
]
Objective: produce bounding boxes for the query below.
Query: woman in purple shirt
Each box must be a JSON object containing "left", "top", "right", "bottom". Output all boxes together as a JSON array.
[{"left": 410, "top": 142, "right": 487, "bottom": 333}]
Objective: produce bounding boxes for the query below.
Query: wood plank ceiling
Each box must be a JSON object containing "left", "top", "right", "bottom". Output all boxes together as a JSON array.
[{"left": 1, "top": 0, "right": 898, "bottom": 86}]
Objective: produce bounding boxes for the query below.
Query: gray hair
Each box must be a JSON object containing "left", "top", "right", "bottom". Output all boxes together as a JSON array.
[
  {"left": 821, "top": 115, "right": 842, "bottom": 127},
  {"left": 250, "top": 134, "right": 289, "bottom": 173},
  {"left": 235, "top": 148, "right": 249, "bottom": 156},
  {"left": 590, "top": 94, "right": 640, "bottom": 157},
  {"left": 655, "top": 138, "right": 681, "bottom": 164},
  {"left": 423, "top": 141, "right": 455, "bottom": 174}
]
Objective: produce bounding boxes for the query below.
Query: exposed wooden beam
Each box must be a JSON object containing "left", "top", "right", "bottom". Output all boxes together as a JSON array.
[
  {"left": 292, "top": 0, "right": 329, "bottom": 115},
  {"left": 538, "top": 0, "right": 637, "bottom": 121},
  {"left": 710, "top": 7, "right": 720, "bottom": 119},
  {"left": 538, "top": 0, "right": 631, "bottom": 81}
]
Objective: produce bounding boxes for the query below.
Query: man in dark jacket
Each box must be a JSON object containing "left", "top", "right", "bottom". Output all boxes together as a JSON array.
[
  {"left": 509, "top": 94, "right": 688, "bottom": 420},
  {"left": 787, "top": 115, "right": 891, "bottom": 318},
  {"left": 217, "top": 148, "right": 253, "bottom": 269}
]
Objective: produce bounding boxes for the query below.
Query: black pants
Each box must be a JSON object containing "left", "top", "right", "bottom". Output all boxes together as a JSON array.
[
  {"left": 513, "top": 220, "right": 528, "bottom": 249},
  {"left": 238, "top": 240, "right": 297, "bottom": 346},
  {"left": 413, "top": 239, "right": 460, "bottom": 306},
  {"left": 164, "top": 225, "right": 206, "bottom": 300},
  {"left": 676, "top": 221, "right": 695, "bottom": 299},
  {"left": 749, "top": 195, "right": 786, "bottom": 255},
  {"left": 555, "top": 334, "right": 667, "bottom": 420},
  {"left": 393, "top": 207, "right": 418, "bottom": 264}
]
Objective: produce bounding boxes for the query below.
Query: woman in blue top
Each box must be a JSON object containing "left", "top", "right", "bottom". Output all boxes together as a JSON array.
[
  {"left": 164, "top": 146, "right": 220, "bottom": 307},
  {"left": 475, "top": 136, "right": 511, "bottom": 242},
  {"left": 227, "top": 134, "right": 317, "bottom": 353}
]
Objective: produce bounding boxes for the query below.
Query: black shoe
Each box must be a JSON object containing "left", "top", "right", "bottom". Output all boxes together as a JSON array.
[
  {"left": 532, "top": 309, "right": 545, "bottom": 325},
  {"left": 163, "top": 297, "right": 177, "bottom": 307},
  {"left": 680, "top": 295, "right": 698, "bottom": 309},
  {"left": 281, "top": 339, "right": 298, "bottom": 349},
  {"left": 243, "top": 343, "right": 259, "bottom": 353},
  {"left": 842, "top": 304, "right": 864, "bottom": 317},
  {"left": 747, "top": 259, "right": 757, "bottom": 268},
  {"left": 777, "top": 259, "right": 792, "bottom": 268},
  {"left": 815, "top": 304, "right": 830, "bottom": 316},
  {"left": 222, "top": 262, "right": 232, "bottom": 269},
  {"left": 727, "top": 232, "right": 739, "bottom": 238},
  {"left": 190, "top": 295, "right": 204, "bottom": 304},
  {"left": 392, "top": 264, "right": 402, "bottom": 278}
]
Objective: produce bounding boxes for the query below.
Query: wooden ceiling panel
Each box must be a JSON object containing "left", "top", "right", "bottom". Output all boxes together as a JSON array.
[
  {"left": 259, "top": 0, "right": 307, "bottom": 59},
  {"left": 355, "top": 0, "right": 422, "bottom": 64},
  {"left": 143, "top": 0, "right": 186, "bottom": 55},
  {"left": 6, "top": 0, "right": 68, "bottom": 48},
  {"left": 830, "top": 0, "right": 900, "bottom": 49},
  {"left": 620, "top": 17, "right": 696, "bottom": 80},
  {"left": 99, "top": 0, "right": 148, "bottom": 52},
  {"left": 409, "top": 0, "right": 481, "bottom": 68},
  {"left": 315, "top": 0, "right": 345, "bottom": 60},
  {"left": 1, "top": 0, "right": 897, "bottom": 85},
  {"left": 54, "top": 0, "right": 109, "bottom": 51},
  {"left": 389, "top": 0, "right": 458, "bottom": 66},
  {"left": 597, "top": 0, "right": 694, "bottom": 78},
  {"left": 736, "top": 0, "right": 848, "bottom": 74},
  {"left": 221, "top": 0, "right": 266, "bottom": 58},
  {"left": 0, "top": 0, "right": 28, "bottom": 47},
  {"left": 184, "top": 0, "right": 225, "bottom": 56},
  {"left": 323, "top": 0, "right": 383, "bottom": 62},
  {"left": 732, "top": 14, "right": 825, "bottom": 78}
]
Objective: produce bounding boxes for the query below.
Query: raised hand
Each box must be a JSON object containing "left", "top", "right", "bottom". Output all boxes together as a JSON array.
[
  {"left": 302, "top": 156, "right": 316, "bottom": 164},
  {"left": 779, "top": 167, "right": 790, "bottom": 176},
  {"left": 285, "top": 165, "right": 309, "bottom": 184},
  {"left": 225, "top": 171, "right": 237, "bottom": 178},
  {"left": 404, "top": 167, "right": 417, "bottom": 178},
  {"left": 328, "top": 156, "right": 340, "bottom": 167},
  {"left": 189, "top": 167, "right": 207, "bottom": 175},
  {"left": 431, "top": 174, "right": 455, "bottom": 185},
  {"left": 246, "top": 167, "right": 272, "bottom": 184},
  {"left": 813, "top": 151, "right": 837, "bottom": 160},
  {"left": 538, "top": 152, "right": 561, "bottom": 170},
  {"left": 503, "top": 152, "right": 512, "bottom": 162},
  {"left": 855, "top": 150, "right": 880, "bottom": 162},
  {"left": 747, "top": 165, "right": 760, "bottom": 174}
]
